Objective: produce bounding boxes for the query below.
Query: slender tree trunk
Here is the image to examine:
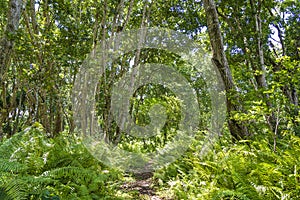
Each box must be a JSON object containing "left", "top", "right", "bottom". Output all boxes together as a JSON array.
[
  {"left": 254, "top": 3, "right": 268, "bottom": 89},
  {"left": 0, "top": 0, "right": 24, "bottom": 138},
  {"left": 251, "top": 0, "right": 277, "bottom": 132},
  {"left": 203, "top": 0, "right": 249, "bottom": 140}
]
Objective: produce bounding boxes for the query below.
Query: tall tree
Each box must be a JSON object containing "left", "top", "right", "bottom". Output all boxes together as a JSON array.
[
  {"left": 203, "top": 0, "right": 248, "bottom": 139},
  {"left": 0, "top": 0, "right": 24, "bottom": 138}
]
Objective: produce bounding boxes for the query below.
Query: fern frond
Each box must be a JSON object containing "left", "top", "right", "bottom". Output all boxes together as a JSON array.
[
  {"left": 0, "top": 178, "right": 27, "bottom": 200},
  {"left": 42, "top": 166, "right": 107, "bottom": 185},
  {"left": 0, "top": 159, "right": 28, "bottom": 173},
  {"left": 212, "top": 189, "right": 251, "bottom": 200},
  {"left": 0, "top": 132, "right": 24, "bottom": 159}
]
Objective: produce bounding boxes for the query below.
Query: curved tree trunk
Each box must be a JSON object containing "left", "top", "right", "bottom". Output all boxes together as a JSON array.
[
  {"left": 203, "top": 0, "right": 249, "bottom": 140},
  {"left": 0, "top": 0, "right": 25, "bottom": 138}
]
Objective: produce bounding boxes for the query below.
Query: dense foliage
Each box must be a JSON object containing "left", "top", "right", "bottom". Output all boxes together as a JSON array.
[
  {"left": 0, "top": 124, "right": 124, "bottom": 199},
  {"left": 0, "top": 0, "right": 299, "bottom": 199},
  {"left": 155, "top": 132, "right": 300, "bottom": 199}
]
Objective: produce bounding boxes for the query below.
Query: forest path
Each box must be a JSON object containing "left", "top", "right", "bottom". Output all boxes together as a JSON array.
[{"left": 121, "top": 172, "right": 169, "bottom": 200}]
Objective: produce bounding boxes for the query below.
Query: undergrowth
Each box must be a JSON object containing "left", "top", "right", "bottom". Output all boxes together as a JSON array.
[
  {"left": 154, "top": 131, "right": 300, "bottom": 200},
  {"left": 1, "top": 124, "right": 300, "bottom": 199},
  {"left": 0, "top": 122, "right": 123, "bottom": 200}
]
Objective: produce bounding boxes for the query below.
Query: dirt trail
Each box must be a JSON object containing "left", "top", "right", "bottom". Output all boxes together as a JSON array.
[{"left": 121, "top": 172, "right": 168, "bottom": 200}]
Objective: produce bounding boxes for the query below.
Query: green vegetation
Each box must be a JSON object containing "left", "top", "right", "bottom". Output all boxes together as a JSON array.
[
  {"left": 1, "top": 0, "right": 300, "bottom": 199},
  {"left": 155, "top": 133, "right": 300, "bottom": 199},
  {"left": 2, "top": 126, "right": 300, "bottom": 199},
  {"left": 0, "top": 124, "right": 123, "bottom": 199}
]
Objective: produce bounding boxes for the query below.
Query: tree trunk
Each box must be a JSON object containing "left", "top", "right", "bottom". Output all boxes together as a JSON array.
[
  {"left": 203, "top": 0, "right": 249, "bottom": 140},
  {"left": 251, "top": 0, "right": 277, "bottom": 132},
  {"left": 0, "top": 0, "right": 24, "bottom": 138}
]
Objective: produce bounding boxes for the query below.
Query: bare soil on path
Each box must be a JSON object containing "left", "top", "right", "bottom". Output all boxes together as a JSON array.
[{"left": 121, "top": 172, "right": 172, "bottom": 200}]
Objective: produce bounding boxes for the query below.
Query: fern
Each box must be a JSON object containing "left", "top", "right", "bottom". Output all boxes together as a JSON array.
[
  {"left": 0, "top": 125, "right": 122, "bottom": 199},
  {"left": 212, "top": 190, "right": 250, "bottom": 200},
  {"left": 154, "top": 131, "right": 300, "bottom": 199},
  {"left": 0, "top": 159, "right": 28, "bottom": 173}
]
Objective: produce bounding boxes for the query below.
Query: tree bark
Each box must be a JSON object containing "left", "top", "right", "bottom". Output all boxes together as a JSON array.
[
  {"left": 0, "top": 0, "right": 25, "bottom": 138},
  {"left": 251, "top": 0, "right": 277, "bottom": 132},
  {"left": 0, "top": 0, "right": 24, "bottom": 82},
  {"left": 203, "top": 0, "right": 249, "bottom": 140}
]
